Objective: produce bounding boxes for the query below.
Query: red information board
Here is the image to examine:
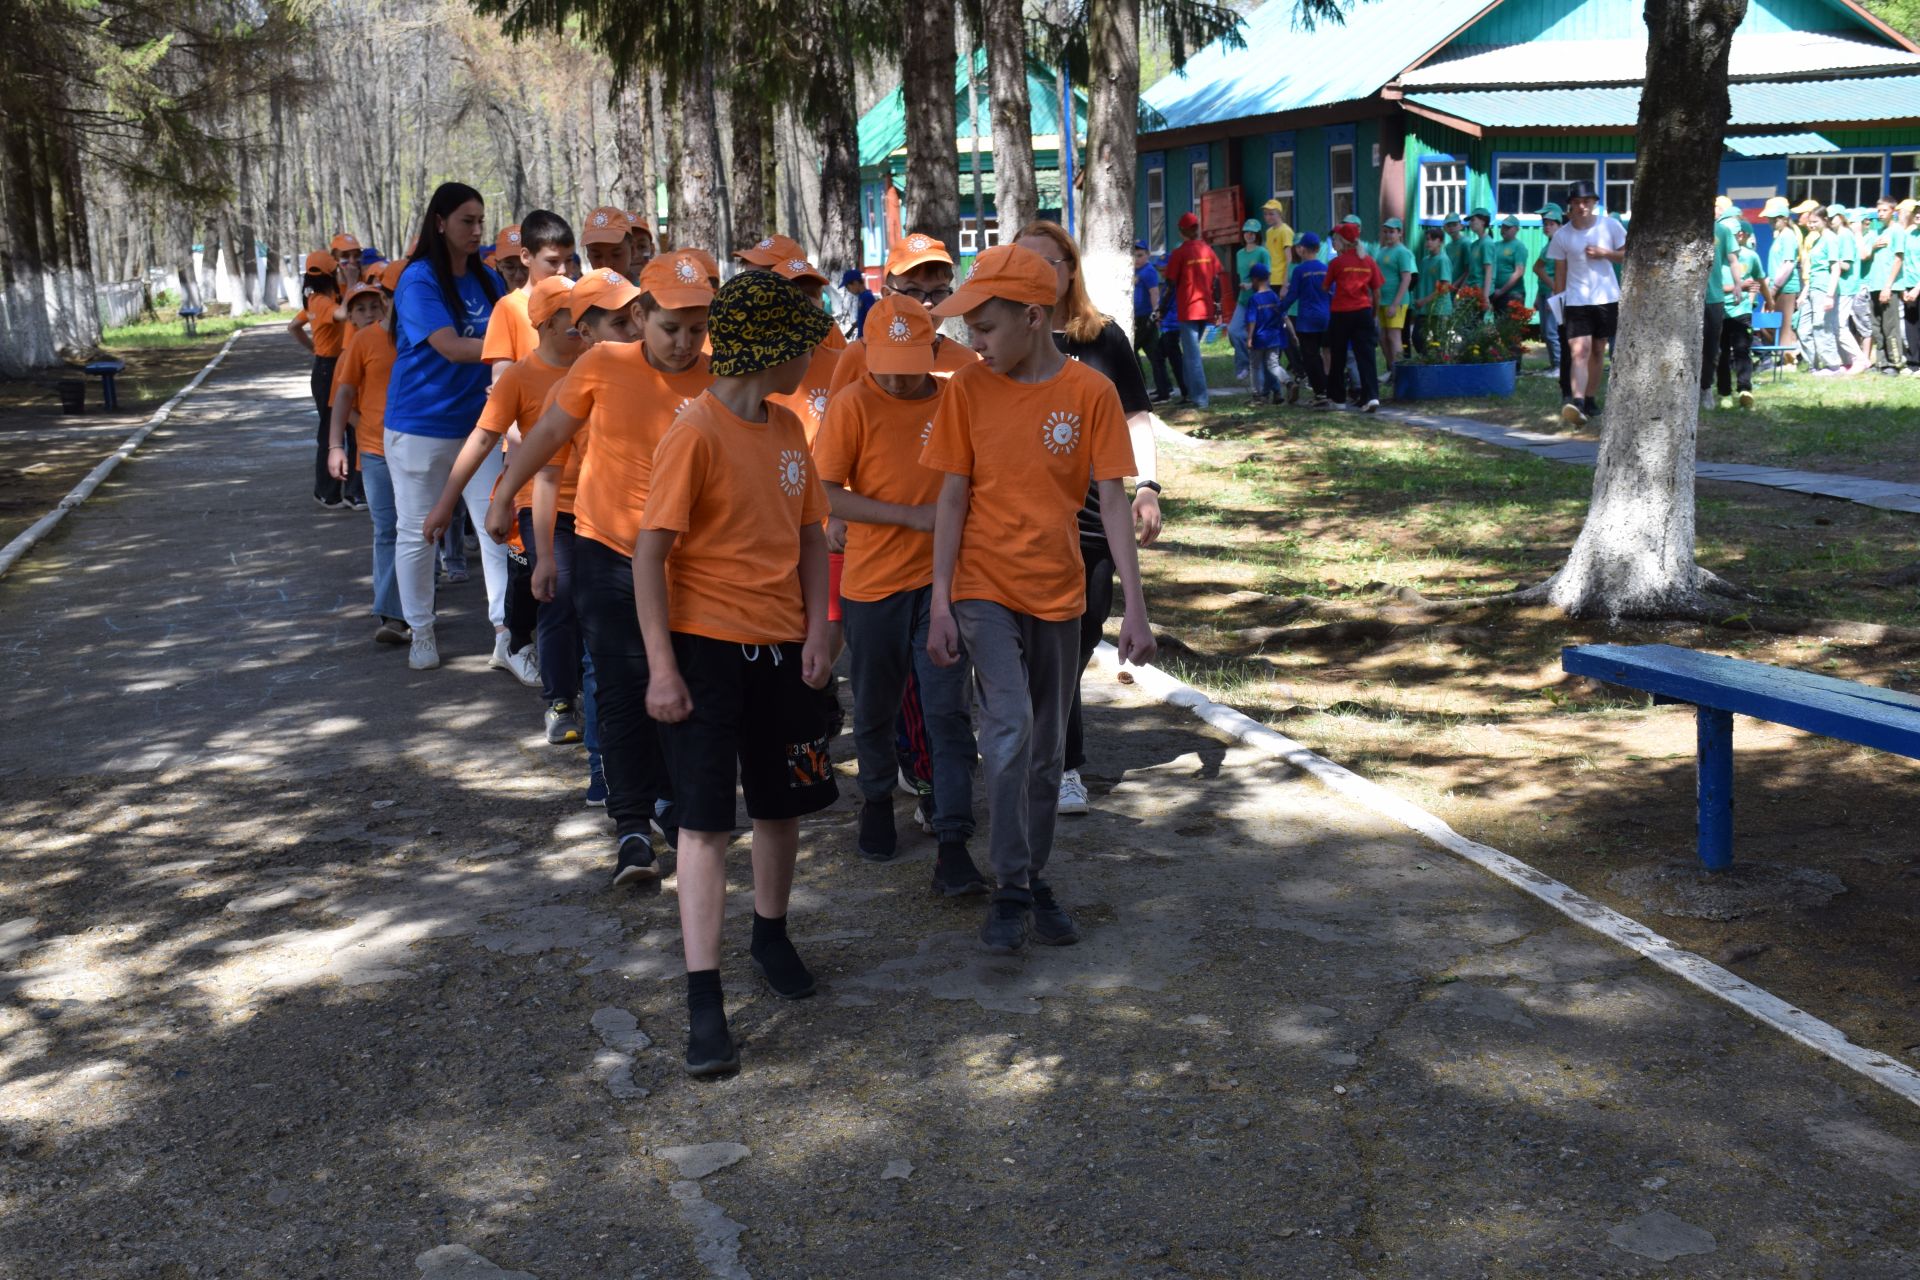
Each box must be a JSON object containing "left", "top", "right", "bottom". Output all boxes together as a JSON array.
[{"left": 1199, "top": 186, "right": 1246, "bottom": 243}]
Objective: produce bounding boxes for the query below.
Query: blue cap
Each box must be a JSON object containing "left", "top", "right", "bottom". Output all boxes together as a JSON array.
[
  {"left": 1249, "top": 262, "right": 1271, "bottom": 278},
  {"left": 839, "top": 269, "right": 864, "bottom": 287},
  {"left": 1298, "top": 232, "right": 1320, "bottom": 249},
  {"left": 1133, "top": 239, "right": 1149, "bottom": 251}
]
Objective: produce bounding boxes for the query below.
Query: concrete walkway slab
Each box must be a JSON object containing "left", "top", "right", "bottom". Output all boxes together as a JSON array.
[{"left": 3, "top": 334, "right": 1918, "bottom": 1278}]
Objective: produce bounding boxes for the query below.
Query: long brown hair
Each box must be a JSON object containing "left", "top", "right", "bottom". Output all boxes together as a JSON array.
[{"left": 1014, "top": 219, "right": 1105, "bottom": 344}]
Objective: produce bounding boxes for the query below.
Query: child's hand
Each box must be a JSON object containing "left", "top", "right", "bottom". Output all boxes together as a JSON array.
[
  {"left": 801, "top": 635, "right": 832, "bottom": 689},
  {"left": 647, "top": 670, "right": 693, "bottom": 722},
  {"left": 531, "top": 558, "right": 557, "bottom": 603},
  {"left": 420, "top": 498, "right": 454, "bottom": 546},
  {"left": 927, "top": 613, "right": 962, "bottom": 667},
  {"left": 824, "top": 517, "right": 847, "bottom": 553},
  {"left": 1115, "top": 608, "right": 1157, "bottom": 666},
  {"left": 482, "top": 496, "right": 515, "bottom": 545},
  {"left": 908, "top": 504, "right": 936, "bottom": 533},
  {"left": 1132, "top": 489, "right": 1162, "bottom": 548},
  {"left": 327, "top": 447, "right": 350, "bottom": 482}
]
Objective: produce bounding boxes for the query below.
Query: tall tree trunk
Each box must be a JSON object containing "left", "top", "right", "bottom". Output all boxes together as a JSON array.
[
  {"left": 984, "top": 0, "right": 1037, "bottom": 238},
  {"left": 1081, "top": 0, "right": 1139, "bottom": 327},
  {"left": 811, "top": 25, "right": 862, "bottom": 273},
  {"left": 728, "top": 36, "right": 772, "bottom": 247},
  {"left": 964, "top": 19, "right": 985, "bottom": 247},
  {"left": 671, "top": 51, "right": 729, "bottom": 255},
  {"left": 902, "top": 2, "right": 961, "bottom": 253},
  {"left": 1545, "top": 0, "right": 1748, "bottom": 619}
]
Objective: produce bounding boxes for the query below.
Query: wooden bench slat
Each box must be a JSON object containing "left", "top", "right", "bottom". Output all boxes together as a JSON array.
[{"left": 1563, "top": 643, "right": 1920, "bottom": 758}]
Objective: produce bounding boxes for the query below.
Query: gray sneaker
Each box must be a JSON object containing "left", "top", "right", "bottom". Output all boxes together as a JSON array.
[
  {"left": 545, "top": 700, "right": 582, "bottom": 745},
  {"left": 408, "top": 625, "right": 440, "bottom": 671}
]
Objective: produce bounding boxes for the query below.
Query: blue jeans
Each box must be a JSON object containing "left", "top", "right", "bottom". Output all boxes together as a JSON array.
[
  {"left": 1252, "top": 345, "right": 1290, "bottom": 397},
  {"left": 439, "top": 518, "right": 466, "bottom": 575},
  {"left": 1178, "top": 320, "right": 1210, "bottom": 407},
  {"left": 1227, "top": 298, "right": 1251, "bottom": 379},
  {"left": 1540, "top": 298, "right": 1562, "bottom": 369},
  {"left": 519, "top": 508, "right": 583, "bottom": 706},
  {"left": 359, "top": 453, "right": 402, "bottom": 621},
  {"left": 582, "top": 645, "right": 602, "bottom": 780}
]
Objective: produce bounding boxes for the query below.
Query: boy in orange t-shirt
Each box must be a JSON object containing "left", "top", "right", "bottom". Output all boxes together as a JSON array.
[
  {"left": 634, "top": 270, "right": 838, "bottom": 1078},
  {"left": 289, "top": 250, "right": 350, "bottom": 508},
  {"left": 827, "top": 232, "right": 980, "bottom": 394},
  {"left": 487, "top": 254, "right": 713, "bottom": 883},
  {"left": 922, "top": 244, "right": 1157, "bottom": 955},
  {"left": 327, "top": 283, "right": 402, "bottom": 640},
  {"left": 481, "top": 211, "right": 575, "bottom": 378},
  {"left": 814, "top": 294, "right": 985, "bottom": 895}
]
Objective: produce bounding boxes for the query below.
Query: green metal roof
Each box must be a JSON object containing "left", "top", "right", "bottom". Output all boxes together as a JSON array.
[
  {"left": 858, "top": 49, "right": 1084, "bottom": 171},
  {"left": 1725, "top": 131, "right": 1839, "bottom": 156},
  {"left": 1404, "top": 73, "right": 1920, "bottom": 129},
  {"left": 1140, "top": 0, "right": 1490, "bottom": 131}
]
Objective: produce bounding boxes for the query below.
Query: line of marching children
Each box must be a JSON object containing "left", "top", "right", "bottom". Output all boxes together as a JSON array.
[{"left": 297, "top": 187, "right": 1159, "bottom": 1079}]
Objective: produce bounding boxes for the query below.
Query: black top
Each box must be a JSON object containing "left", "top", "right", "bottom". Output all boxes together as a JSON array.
[{"left": 1055, "top": 320, "right": 1150, "bottom": 549}]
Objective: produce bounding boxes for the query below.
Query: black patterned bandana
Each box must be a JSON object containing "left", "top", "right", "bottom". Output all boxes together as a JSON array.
[{"left": 707, "top": 269, "right": 831, "bottom": 376}]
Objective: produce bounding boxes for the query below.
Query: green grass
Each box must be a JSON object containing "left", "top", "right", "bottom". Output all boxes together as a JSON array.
[{"left": 102, "top": 308, "right": 285, "bottom": 351}]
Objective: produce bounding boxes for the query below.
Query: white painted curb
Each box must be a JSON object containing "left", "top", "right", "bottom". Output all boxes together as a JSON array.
[
  {"left": 1094, "top": 642, "right": 1920, "bottom": 1109},
  {"left": 0, "top": 328, "right": 245, "bottom": 580}
]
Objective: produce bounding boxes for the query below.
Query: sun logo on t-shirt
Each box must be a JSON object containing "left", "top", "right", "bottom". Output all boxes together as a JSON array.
[
  {"left": 905, "top": 235, "right": 932, "bottom": 252},
  {"left": 887, "top": 315, "right": 911, "bottom": 342},
  {"left": 1040, "top": 411, "right": 1081, "bottom": 456},
  {"left": 807, "top": 389, "right": 830, "bottom": 421},
  {"left": 674, "top": 397, "right": 694, "bottom": 416},
  {"left": 919, "top": 420, "right": 933, "bottom": 446},
  {"left": 675, "top": 257, "right": 700, "bottom": 284},
  {"left": 778, "top": 449, "right": 808, "bottom": 496}
]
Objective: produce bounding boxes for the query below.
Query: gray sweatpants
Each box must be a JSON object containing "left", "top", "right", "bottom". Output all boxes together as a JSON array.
[
  {"left": 841, "top": 585, "right": 977, "bottom": 843},
  {"left": 952, "top": 600, "right": 1077, "bottom": 897}
]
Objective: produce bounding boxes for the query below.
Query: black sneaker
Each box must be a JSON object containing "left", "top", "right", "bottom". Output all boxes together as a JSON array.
[
  {"left": 750, "top": 936, "right": 818, "bottom": 1000},
  {"left": 931, "top": 841, "right": 989, "bottom": 898},
  {"left": 1030, "top": 879, "right": 1080, "bottom": 946},
  {"left": 611, "top": 833, "right": 658, "bottom": 886},
  {"left": 857, "top": 800, "right": 897, "bottom": 862},
  {"left": 685, "top": 1020, "right": 739, "bottom": 1077},
  {"left": 979, "top": 894, "right": 1031, "bottom": 955}
]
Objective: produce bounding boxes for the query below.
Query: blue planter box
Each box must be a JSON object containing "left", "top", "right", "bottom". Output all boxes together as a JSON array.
[{"left": 1394, "top": 360, "right": 1517, "bottom": 400}]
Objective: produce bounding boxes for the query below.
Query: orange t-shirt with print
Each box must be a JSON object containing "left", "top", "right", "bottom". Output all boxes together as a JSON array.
[
  {"left": 481, "top": 286, "right": 534, "bottom": 365},
  {"left": 767, "top": 342, "right": 841, "bottom": 445},
  {"left": 828, "top": 331, "right": 978, "bottom": 396},
  {"left": 541, "top": 380, "right": 586, "bottom": 516},
  {"left": 812, "top": 373, "right": 943, "bottom": 602},
  {"left": 306, "top": 293, "right": 346, "bottom": 358},
  {"left": 330, "top": 320, "right": 363, "bottom": 395},
  {"left": 822, "top": 325, "right": 849, "bottom": 352},
  {"left": 334, "top": 324, "right": 396, "bottom": 464},
  {"left": 556, "top": 342, "right": 713, "bottom": 557},
  {"left": 640, "top": 393, "right": 830, "bottom": 645},
  {"left": 920, "top": 357, "right": 1135, "bottom": 622},
  {"left": 478, "top": 352, "right": 571, "bottom": 511}
]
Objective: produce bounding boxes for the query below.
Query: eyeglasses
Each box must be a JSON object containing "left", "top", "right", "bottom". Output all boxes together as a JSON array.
[{"left": 894, "top": 286, "right": 953, "bottom": 304}]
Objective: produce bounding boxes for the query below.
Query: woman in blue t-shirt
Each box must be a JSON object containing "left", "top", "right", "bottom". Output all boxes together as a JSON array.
[{"left": 386, "top": 182, "right": 505, "bottom": 671}]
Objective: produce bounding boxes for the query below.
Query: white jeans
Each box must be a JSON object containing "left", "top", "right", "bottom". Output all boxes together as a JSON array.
[{"left": 384, "top": 431, "right": 509, "bottom": 633}]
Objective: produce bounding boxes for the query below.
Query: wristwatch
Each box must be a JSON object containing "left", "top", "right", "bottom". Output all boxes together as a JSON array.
[{"left": 1136, "top": 480, "right": 1163, "bottom": 496}]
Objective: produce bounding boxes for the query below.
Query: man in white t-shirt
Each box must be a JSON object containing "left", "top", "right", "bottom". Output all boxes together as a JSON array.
[{"left": 1547, "top": 179, "right": 1628, "bottom": 426}]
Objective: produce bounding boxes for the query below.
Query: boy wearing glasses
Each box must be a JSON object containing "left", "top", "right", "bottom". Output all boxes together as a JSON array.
[{"left": 829, "top": 232, "right": 982, "bottom": 393}]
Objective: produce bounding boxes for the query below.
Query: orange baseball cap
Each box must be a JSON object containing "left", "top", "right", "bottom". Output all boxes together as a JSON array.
[
  {"left": 772, "top": 255, "right": 829, "bottom": 287},
  {"left": 526, "top": 275, "right": 575, "bottom": 327},
  {"left": 640, "top": 252, "right": 717, "bottom": 310},
  {"left": 330, "top": 233, "right": 361, "bottom": 253},
  {"left": 360, "top": 262, "right": 385, "bottom": 286},
  {"left": 626, "top": 210, "right": 653, "bottom": 235},
  {"left": 676, "top": 247, "right": 721, "bottom": 284},
  {"left": 381, "top": 258, "right": 408, "bottom": 288},
  {"left": 735, "top": 234, "right": 805, "bottom": 267},
  {"left": 303, "top": 251, "right": 337, "bottom": 274},
  {"left": 572, "top": 267, "right": 641, "bottom": 315},
  {"left": 886, "top": 233, "right": 953, "bottom": 276},
  {"left": 494, "top": 225, "right": 525, "bottom": 261},
  {"left": 932, "top": 244, "right": 1057, "bottom": 317},
  {"left": 343, "top": 282, "right": 384, "bottom": 306},
  {"left": 581, "top": 206, "right": 631, "bottom": 246},
  {"left": 863, "top": 294, "right": 937, "bottom": 375}
]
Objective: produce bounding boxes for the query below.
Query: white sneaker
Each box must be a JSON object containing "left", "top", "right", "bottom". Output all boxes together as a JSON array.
[
  {"left": 1362, "top": 398, "right": 1379, "bottom": 413},
  {"left": 1057, "top": 769, "right": 1090, "bottom": 816},
  {"left": 408, "top": 626, "right": 440, "bottom": 670},
  {"left": 487, "top": 632, "right": 512, "bottom": 671},
  {"left": 504, "top": 645, "right": 541, "bottom": 688}
]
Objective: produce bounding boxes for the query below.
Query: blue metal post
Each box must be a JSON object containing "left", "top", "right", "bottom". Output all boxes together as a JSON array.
[
  {"left": 1696, "top": 706, "right": 1734, "bottom": 871},
  {"left": 1061, "top": 67, "right": 1076, "bottom": 237}
]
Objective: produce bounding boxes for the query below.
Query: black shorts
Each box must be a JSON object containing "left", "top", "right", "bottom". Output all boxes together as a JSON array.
[
  {"left": 659, "top": 633, "right": 838, "bottom": 832},
  {"left": 1563, "top": 302, "right": 1618, "bottom": 341}
]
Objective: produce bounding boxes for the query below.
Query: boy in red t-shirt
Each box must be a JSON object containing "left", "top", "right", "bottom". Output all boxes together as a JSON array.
[
  {"left": 1325, "top": 224, "right": 1384, "bottom": 411},
  {"left": 1162, "top": 212, "right": 1222, "bottom": 408}
]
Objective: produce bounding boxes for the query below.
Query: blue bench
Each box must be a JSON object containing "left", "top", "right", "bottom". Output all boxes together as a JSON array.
[
  {"left": 82, "top": 358, "right": 126, "bottom": 411},
  {"left": 179, "top": 304, "right": 205, "bottom": 336},
  {"left": 1561, "top": 643, "right": 1920, "bottom": 870}
]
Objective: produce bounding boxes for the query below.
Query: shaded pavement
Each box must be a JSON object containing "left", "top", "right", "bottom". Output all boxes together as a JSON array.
[{"left": 2, "top": 330, "right": 1918, "bottom": 1278}]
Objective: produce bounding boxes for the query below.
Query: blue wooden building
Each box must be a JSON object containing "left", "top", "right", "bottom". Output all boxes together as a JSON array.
[
  {"left": 1136, "top": 0, "right": 1920, "bottom": 271},
  {"left": 858, "top": 51, "right": 1087, "bottom": 269}
]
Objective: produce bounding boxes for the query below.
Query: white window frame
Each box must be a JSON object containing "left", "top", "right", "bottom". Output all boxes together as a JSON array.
[
  {"left": 1787, "top": 153, "right": 1884, "bottom": 209},
  {"left": 1190, "top": 160, "right": 1211, "bottom": 207},
  {"left": 1145, "top": 164, "right": 1167, "bottom": 254},
  {"left": 958, "top": 217, "right": 999, "bottom": 255},
  {"left": 1270, "top": 150, "right": 1295, "bottom": 218},
  {"left": 1495, "top": 157, "right": 1598, "bottom": 217},
  {"left": 1420, "top": 160, "right": 1467, "bottom": 222},
  {"left": 1889, "top": 152, "right": 1920, "bottom": 203},
  {"left": 1329, "top": 144, "right": 1355, "bottom": 224},
  {"left": 1604, "top": 159, "right": 1636, "bottom": 218}
]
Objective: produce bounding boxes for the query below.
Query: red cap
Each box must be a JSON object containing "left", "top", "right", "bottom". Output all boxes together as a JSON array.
[{"left": 1177, "top": 212, "right": 1200, "bottom": 234}]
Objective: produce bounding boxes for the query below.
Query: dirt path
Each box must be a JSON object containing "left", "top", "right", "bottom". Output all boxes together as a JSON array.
[{"left": 2, "top": 331, "right": 1918, "bottom": 1278}]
